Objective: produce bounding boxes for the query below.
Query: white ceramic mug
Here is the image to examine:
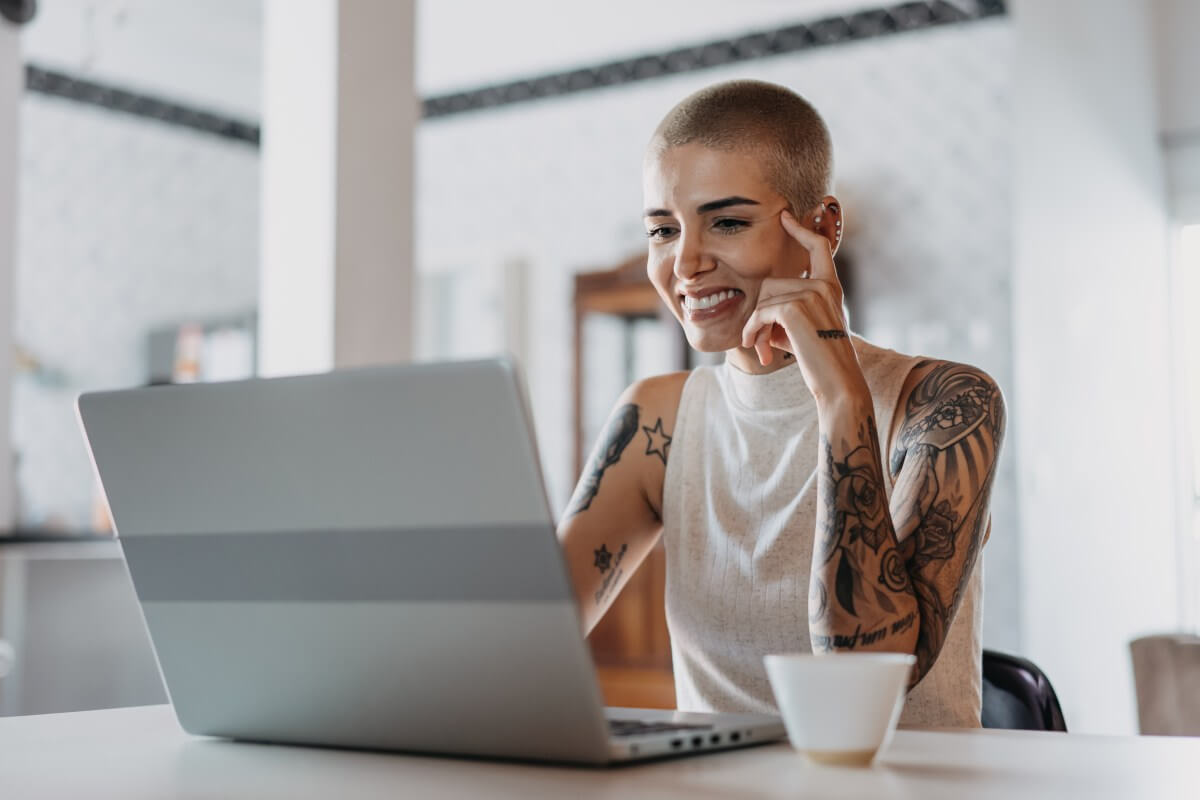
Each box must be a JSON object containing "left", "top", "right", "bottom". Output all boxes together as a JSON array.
[{"left": 764, "top": 652, "right": 915, "bottom": 766}]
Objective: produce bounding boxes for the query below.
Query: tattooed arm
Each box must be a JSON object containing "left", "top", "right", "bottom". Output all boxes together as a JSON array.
[
  {"left": 809, "top": 397, "right": 921, "bottom": 661},
  {"left": 887, "top": 361, "right": 1005, "bottom": 685},
  {"left": 809, "top": 360, "right": 1004, "bottom": 688},
  {"left": 729, "top": 204, "right": 1002, "bottom": 685},
  {"left": 557, "top": 373, "right": 687, "bottom": 635}
]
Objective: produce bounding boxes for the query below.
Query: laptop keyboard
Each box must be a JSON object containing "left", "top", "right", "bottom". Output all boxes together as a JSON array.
[{"left": 608, "top": 719, "right": 714, "bottom": 738}]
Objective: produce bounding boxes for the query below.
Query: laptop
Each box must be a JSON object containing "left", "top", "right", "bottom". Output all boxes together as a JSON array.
[{"left": 76, "top": 358, "right": 785, "bottom": 765}]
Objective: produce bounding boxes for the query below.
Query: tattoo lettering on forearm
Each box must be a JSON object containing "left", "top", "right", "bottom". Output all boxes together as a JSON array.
[
  {"left": 566, "top": 404, "right": 639, "bottom": 518},
  {"left": 813, "top": 611, "right": 916, "bottom": 653},
  {"left": 859, "top": 624, "right": 889, "bottom": 646},
  {"left": 811, "top": 625, "right": 860, "bottom": 651},
  {"left": 887, "top": 363, "right": 1005, "bottom": 684},
  {"left": 641, "top": 418, "right": 672, "bottom": 464},
  {"left": 890, "top": 610, "right": 916, "bottom": 636},
  {"left": 817, "top": 329, "right": 848, "bottom": 340}
]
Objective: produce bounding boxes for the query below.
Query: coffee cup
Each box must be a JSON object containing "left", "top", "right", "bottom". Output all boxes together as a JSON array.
[{"left": 763, "top": 652, "right": 915, "bottom": 766}]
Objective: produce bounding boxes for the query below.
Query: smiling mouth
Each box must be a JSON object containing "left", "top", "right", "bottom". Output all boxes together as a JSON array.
[
  {"left": 681, "top": 288, "right": 743, "bottom": 312},
  {"left": 678, "top": 288, "right": 745, "bottom": 322}
]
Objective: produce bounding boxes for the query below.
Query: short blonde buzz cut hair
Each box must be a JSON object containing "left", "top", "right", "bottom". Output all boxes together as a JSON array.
[{"left": 649, "top": 79, "right": 834, "bottom": 215}]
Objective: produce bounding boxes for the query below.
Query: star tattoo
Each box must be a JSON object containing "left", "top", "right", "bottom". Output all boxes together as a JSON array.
[
  {"left": 594, "top": 544, "right": 613, "bottom": 573},
  {"left": 642, "top": 418, "right": 672, "bottom": 465}
]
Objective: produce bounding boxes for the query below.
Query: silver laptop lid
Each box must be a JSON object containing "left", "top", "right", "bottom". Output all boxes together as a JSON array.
[
  {"left": 79, "top": 359, "right": 554, "bottom": 538},
  {"left": 76, "top": 359, "right": 614, "bottom": 763}
]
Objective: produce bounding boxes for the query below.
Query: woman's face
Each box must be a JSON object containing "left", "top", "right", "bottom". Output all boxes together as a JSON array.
[{"left": 642, "top": 143, "right": 814, "bottom": 353}]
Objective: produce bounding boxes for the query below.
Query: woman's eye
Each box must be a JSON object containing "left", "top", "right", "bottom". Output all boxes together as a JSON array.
[
  {"left": 713, "top": 218, "right": 749, "bottom": 234},
  {"left": 646, "top": 226, "right": 678, "bottom": 240}
]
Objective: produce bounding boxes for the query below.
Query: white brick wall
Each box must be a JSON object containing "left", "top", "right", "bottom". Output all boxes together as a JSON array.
[{"left": 13, "top": 94, "right": 259, "bottom": 531}]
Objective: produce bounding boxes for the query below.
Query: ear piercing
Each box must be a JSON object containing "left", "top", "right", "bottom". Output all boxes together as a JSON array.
[{"left": 816, "top": 208, "right": 844, "bottom": 239}]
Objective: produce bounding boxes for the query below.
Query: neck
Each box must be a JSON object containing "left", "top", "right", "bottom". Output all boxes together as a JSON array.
[{"left": 725, "top": 345, "right": 795, "bottom": 375}]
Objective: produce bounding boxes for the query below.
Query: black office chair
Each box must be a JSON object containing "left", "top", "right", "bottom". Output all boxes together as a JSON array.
[{"left": 981, "top": 649, "right": 1068, "bottom": 732}]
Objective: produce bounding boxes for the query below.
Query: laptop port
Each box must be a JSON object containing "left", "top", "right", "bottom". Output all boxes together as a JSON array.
[
  {"left": 710, "top": 734, "right": 721, "bottom": 745},
  {"left": 670, "top": 739, "right": 683, "bottom": 749},
  {"left": 691, "top": 736, "right": 703, "bottom": 748},
  {"left": 730, "top": 732, "right": 741, "bottom": 743}
]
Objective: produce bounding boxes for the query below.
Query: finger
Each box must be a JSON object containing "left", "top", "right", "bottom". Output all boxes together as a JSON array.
[
  {"left": 780, "top": 210, "right": 838, "bottom": 284},
  {"left": 755, "top": 327, "right": 774, "bottom": 366},
  {"left": 759, "top": 277, "right": 806, "bottom": 299},
  {"left": 755, "top": 283, "right": 842, "bottom": 323},
  {"left": 741, "top": 310, "right": 763, "bottom": 350},
  {"left": 739, "top": 307, "right": 777, "bottom": 350}
]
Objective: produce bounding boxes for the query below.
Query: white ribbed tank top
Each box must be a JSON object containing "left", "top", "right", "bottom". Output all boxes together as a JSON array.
[{"left": 662, "top": 336, "right": 983, "bottom": 728}]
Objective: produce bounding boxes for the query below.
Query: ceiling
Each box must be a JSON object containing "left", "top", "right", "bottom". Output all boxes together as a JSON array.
[{"left": 19, "top": 0, "right": 870, "bottom": 119}]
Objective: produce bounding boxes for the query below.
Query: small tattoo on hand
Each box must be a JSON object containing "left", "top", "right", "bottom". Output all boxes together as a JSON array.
[{"left": 817, "top": 329, "right": 848, "bottom": 340}]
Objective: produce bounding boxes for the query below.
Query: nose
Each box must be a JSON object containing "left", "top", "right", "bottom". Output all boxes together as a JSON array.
[{"left": 673, "top": 229, "right": 711, "bottom": 282}]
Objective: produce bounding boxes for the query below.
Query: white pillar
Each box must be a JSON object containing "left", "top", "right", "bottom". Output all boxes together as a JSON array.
[
  {"left": 0, "top": 21, "right": 19, "bottom": 527},
  {"left": 258, "top": 0, "right": 416, "bottom": 376},
  {"left": 1011, "top": 0, "right": 1176, "bottom": 734}
]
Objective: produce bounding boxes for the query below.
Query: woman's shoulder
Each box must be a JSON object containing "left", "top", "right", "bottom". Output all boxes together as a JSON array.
[
  {"left": 851, "top": 333, "right": 920, "bottom": 367},
  {"left": 621, "top": 371, "right": 692, "bottom": 419}
]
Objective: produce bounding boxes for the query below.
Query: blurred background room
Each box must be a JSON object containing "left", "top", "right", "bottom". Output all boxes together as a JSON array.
[{"left": 0, "top": 0, "right": 1198, "bottom": 737}]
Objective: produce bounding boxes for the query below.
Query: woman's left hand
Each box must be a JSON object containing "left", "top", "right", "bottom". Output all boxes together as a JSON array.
[{"left": 740, "top": 210, "right": 869, "bottom": 405}]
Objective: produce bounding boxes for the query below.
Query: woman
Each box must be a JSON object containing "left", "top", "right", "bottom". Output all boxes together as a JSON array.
[{"left": 557, "top": 80, "right": 1004, "bottom": 728}]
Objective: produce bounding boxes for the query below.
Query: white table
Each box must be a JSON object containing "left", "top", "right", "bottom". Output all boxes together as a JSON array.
[{"left": 1, "top": 704, "right": 1197, "bottom": 799}]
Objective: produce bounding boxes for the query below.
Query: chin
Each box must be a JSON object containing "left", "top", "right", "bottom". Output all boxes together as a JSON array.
[{"left": 684, "top": 329, "right": 740, "bottom": 354}]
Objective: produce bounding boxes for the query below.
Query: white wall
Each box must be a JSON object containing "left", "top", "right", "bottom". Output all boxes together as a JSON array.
[
  {"left": 13, "top": 95, "right": 259, "bottom": 529},
  {"left": 1011, "top": 0, "right": 1177, "bottom": 734}
]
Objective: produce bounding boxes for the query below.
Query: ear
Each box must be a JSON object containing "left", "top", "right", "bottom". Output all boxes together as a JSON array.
[{"left": 809, "top": 194, "right": 843, "bottom": 257}]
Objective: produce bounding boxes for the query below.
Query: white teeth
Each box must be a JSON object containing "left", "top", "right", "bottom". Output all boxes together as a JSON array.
[{"left": 683, "top": 289, "right": 740, "bottom": 311}]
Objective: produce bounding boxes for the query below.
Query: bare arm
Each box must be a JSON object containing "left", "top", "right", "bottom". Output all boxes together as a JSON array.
[
  {"left": 888, "top": 361, "right": 1005, "bottom": 684},
  {"left": 809, "top": 360, "right": 1004, "bottom": 687},
  {"left": 809, "top": 397, "right": 920, "bottom": 659},
  {"left": 734, "top": 208, "right": 1003, "bottom": 687},
  {"left": 556, "top": 374, "right": 685, "bottom": 635}
]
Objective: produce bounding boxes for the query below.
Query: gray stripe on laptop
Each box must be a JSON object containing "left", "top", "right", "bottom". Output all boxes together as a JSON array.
[{"left": 120, "top": 525, "right": 574, "bottom": 603}]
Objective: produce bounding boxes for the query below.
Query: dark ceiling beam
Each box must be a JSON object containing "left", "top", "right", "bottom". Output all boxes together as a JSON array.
[{"left": 22, "top": 0, "right": 1006, "bottom": 143}]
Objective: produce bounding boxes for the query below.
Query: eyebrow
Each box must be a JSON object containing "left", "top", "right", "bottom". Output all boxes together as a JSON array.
[{"left": 643, "top": 196, "right": 761, "bottom": 218}]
